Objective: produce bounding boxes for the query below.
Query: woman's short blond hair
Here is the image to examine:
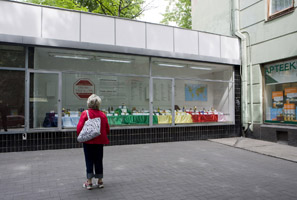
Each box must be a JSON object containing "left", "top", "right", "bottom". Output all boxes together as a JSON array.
[{"left": 87, "top": 94, "right": 102, "bottom": 110}]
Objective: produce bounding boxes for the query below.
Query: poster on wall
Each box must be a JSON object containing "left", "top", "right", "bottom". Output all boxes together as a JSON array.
[
  {"left": 73, "top": 79, "right": 95, "bottom": 99},
  {"left": 185, "top": 84, "right": 207, "bottom": 101}
]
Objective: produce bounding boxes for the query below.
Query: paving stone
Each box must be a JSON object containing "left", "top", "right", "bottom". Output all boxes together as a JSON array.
[{"left": 0, "top": 141, "right": 297, "bottom": 200}]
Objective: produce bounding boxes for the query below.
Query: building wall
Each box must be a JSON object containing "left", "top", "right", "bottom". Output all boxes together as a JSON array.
[
  {"left": 192, "top": 0, "right": 232, "bottom": 36},
  {"left": 239, "top": 0, "right": 297, "bottom": 135},
  {"left": 192, "top": 0, "right": 297, "bottom": 144}
]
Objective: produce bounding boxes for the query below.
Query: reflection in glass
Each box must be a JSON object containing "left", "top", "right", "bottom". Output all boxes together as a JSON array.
[
  {"left": 0, "top": 70, "right": 25, "bottom": 132},
  {"left": 0, "top": 45, "right": 25, "bottom": 68},
  {"left": 152, "top": 57, "right": 233, "bottom": 81},
  {"left": 174, "top": 80, "right": 234, "bottom": 124},
  {"left": 34, "top": 47, "right": 149, "bottom": 75},
  {"left": 30, "top": 73, "right": 59, "bottom": 129},
  {"left": 62, "top": 73, "right": 150, "bottom": 127},
  {"left": 153, "top": 79, "right": 173, "bottom": 125}
]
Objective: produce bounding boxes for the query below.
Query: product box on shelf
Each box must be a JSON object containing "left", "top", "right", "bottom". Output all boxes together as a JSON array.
[
  {"left": 270, "top": 108, "right": 283, "bottom": 121},
  {"left": 272, "top": 91, "right": 284, "bottom": 108},
  {"left": 285, "top": 87, "right": 297, "bottom": 104}
]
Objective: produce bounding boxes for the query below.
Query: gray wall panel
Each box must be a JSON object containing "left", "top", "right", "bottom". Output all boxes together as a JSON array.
[
  {"left": 199, "top": 32, "right": 220, "bottom": 58},
  {"left": 240, "top": 0, "right": 262, "bottom": 10},
  {"left": 240, "top": 1, "right": 265, "bottom": 29},
  {"left": 174, "top": 28, "right": 198, "bottom": 55},
  {"left": 116, "top": 19, "right": 145, "bottom": 48},
  {"left": 192, "top": 0, "right": 232, "bottom": 36},
  {"left": 42, "top": 7, "right": 80, "bottom": 41},
  {"left": 81, "top": 14, "right": 115, "bottom": 45},
  {"left": 146, "top": 24, "right": 174, "bottom": 52},
  {"left": 0, "top": 1, "right": 41, "bottom": 37},
  {"left": 252, "top": 33, "right": 297, "bottom": 64},
  {"left": 240, "top": 11, "right": 297, "bottom": 45}
]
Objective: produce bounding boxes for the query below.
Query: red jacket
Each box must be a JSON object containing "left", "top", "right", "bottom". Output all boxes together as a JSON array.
[{"left": 77, "top": 109, "right": 110, "bottom": 144}]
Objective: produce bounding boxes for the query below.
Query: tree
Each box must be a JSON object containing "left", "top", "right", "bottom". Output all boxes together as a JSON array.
[
  {"left": 25, "top": 0, "right": 153, "bottom": 19},
  {"left": 161, "top": 0, "right": 191, "bottom": 29},
  {"left": 26, "top": 0, "right": 88, "bottom": 11}
]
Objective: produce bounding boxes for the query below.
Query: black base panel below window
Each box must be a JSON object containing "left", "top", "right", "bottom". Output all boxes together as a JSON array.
[{"left": 0, "top": 125, "right": 239, "bottom": 153}]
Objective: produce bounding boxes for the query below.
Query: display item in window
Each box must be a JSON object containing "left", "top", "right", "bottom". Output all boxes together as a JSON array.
[{"left": 272, "top": 91, "right": 284, "bottom": 108}]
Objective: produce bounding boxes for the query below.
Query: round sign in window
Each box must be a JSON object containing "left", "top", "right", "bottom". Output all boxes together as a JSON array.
[{"left": 73, "top": 79, "right": 95, "bottom": 99}]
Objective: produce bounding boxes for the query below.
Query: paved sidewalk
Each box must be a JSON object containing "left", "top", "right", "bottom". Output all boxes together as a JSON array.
[
  {"left": 1, "top": 140, "right": 297, "bottom": 200},
  {"left": 209, "top": 137, "right": 297, "bottom": 163}
]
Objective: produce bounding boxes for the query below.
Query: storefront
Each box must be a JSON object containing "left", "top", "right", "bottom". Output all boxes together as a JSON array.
[
  {"left": 0, "top": 1, "right": 241, "bottom": 152},
  {"left": 261, "top": 58, "right": 297, "bottom": 145}
]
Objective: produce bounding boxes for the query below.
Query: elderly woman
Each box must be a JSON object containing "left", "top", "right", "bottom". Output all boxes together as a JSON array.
[{"left": 77, "top": 94, "right": 110, "bottom": 190}]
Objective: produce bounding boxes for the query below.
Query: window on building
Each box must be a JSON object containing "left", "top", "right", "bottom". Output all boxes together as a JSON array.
[
  {"left": 264, "top": 59, "right": 297, "bottom": 125},
  {"left": 0, "top": 44, "right": 25, "bottom": 133},
  {"left": 0, "top": 70, "right": 25, "bottom": 132},
  {"left": 152, "top": 58, "right": 234, "bottom": 125},
  {"left": 30, "top": 47, "right": 235, "bottom": 130},
  {"left": 268, "top": 0, "right": 294, "bottom": 19},
  {"left": 33, "top": 47, "right": 150, "bottom": 128},
  {"left": 0, "top": 45, "right": 25, "bottom": 68}
]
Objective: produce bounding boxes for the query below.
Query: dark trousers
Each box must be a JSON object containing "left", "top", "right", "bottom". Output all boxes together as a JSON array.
[{"left": 83, "top": 143, "right": 104, "bottom": 179}]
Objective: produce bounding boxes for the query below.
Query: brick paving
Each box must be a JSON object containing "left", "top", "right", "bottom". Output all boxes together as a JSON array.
[{"left": 1, "top": 141, "right": 297, "bottom": 200}]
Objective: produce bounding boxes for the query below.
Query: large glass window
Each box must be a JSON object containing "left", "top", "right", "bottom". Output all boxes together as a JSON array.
[
  {"left": 264, "top": 59, "right": 297, "bottom": 124},
  {"left": 29, "top": 72, "right": 60, "bottom": 129},
  {"left": 175, "top": 80, "right": 234, "bottom": 124},
  {"left": 29, "top": 47, "right": 235, "bottom": 130},
  {"left": 0, "top": 70, "right": 25, "bottom": 132},
  {"left": 62, "top": 73, "right": 150, "bottom": 128},
  {"left": 152, "top": 58, "right": 234, "bottom": 125}
]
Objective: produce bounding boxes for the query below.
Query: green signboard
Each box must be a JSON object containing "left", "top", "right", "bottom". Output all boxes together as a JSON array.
[{"left": 265, "top": 59, "right": 297, "bottom": 84}]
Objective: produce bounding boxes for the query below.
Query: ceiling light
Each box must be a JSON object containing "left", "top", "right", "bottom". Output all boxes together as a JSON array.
[
  {"left": 158, "top": 63, "right": 185, "bottom": 68},
  {"left": 49, "top": 53, "right": 92, "bottom": 60},
  {"left": 190, "top": 66, "right": 212, "bottom": 70},
  {"left": 100, "top": 58, "right": 131, "bottom": 63}
]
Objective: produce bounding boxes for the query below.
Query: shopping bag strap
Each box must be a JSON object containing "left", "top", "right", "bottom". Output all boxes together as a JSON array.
[{"left": 86, "top": 110, "right": 90, "bottom": 120}]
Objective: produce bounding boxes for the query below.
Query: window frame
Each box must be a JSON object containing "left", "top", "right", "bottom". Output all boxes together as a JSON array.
[{"left": 267, "top": 0, "right": 295, "bottom": 20}]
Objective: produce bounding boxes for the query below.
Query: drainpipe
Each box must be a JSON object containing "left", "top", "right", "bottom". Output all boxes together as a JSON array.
[
  {"left": 232, "top": 0, "right": 249, "bottom": 134},
  {"left": 241, "top": 30, "right": 253, "bottom": 132}
]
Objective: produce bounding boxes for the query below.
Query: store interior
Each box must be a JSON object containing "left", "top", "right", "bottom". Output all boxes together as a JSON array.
[{"left": 29, "top": 47, "right": 235, "bottom": 128}]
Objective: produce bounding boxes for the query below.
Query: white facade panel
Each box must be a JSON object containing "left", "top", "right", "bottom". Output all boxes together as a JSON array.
[
  {"left": 0, "top": 1, "right": 41, "bottom": 37},
  {"left": 42, "top": 8, "right": 80, "bottom": 41},
  {"left": 116, "top": 19, "right": 146, "bottom": 48},
  {"left": 81, "top": 14, "right": 115, "bottom": 45},
  {"left": 221, "top": 36, "right": 240, "bottom": 60},
  {"left": 174, "top": 28, "right": 198, "bottom": 55},
  {"left": 146, "top": 24, "right": 174, "bottom": 52},
  {"left": 199, "top": 32, "right": 220, "bottom": 58},
  {"left": 240, "top": 1, "right": 265, "bottom": 29}
]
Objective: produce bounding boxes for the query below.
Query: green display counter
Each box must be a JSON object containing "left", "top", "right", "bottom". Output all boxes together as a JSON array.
[{"left": 107, "top": 115, "right": 158, "bottom": 125}]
